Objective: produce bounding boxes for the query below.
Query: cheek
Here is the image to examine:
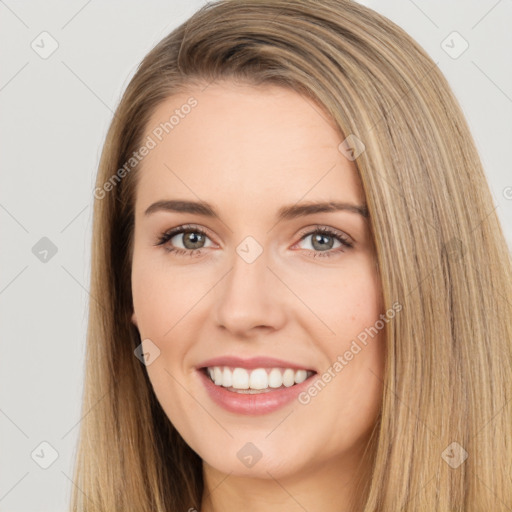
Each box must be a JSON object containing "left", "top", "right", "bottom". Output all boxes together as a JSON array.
[
  {"left": 131, "top": 258, "right": 204, "bottom": 397},
  {"left": 332, "top": 265, "right": 385, "bottom": 379},
  {"left": 302, "top": 260, "right": 385, "bottom": 416},
  {"left": 131, "top": 257, "right": 202, "bottom": 338},
  {"left": 131, "top": 259, "right": 200, "bottom": 438},
  {"left": 294, "top": 258, "right": 383, "bottom": 338}
]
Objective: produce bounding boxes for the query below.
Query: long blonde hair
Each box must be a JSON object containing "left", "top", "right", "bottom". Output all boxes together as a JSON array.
[{"left": 71, "top": 1, "right": 512, "bottom": 510}]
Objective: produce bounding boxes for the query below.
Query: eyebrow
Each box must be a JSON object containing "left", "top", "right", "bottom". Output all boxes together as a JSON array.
[{"left": 144, "top": 199, "right": 369, "bottom": 220}]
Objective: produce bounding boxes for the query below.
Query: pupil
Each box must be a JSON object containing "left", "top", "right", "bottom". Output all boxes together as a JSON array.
[
  {"left": 185, "top": 232, "right": 204, "bottom": 249},
  {"left": 313, "top": 234, "right": 333, "bottom": 251}
]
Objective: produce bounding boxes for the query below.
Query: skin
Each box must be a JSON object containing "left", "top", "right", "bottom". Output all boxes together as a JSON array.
[{"left": 130, "top": 81, "right": 385, "bottom": 511}]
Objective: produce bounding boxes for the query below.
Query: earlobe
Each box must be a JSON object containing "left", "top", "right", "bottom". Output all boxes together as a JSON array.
[{"left": 131, "top": 311, "right": 138, "bottom": 327}]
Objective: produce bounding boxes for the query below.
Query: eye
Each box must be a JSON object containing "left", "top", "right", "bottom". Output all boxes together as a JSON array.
[
  {"left": 155, "top": 224, "right": 213, "bottom": 257},
  {"left": 294, "top": 226, "right": 353, "bottom": 259},
  {"left": 155, "top": 224, "right": 353, "bottom": 259}
]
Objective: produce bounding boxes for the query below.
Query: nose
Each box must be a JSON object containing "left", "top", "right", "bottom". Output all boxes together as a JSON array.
[{"left": 213, "top": 245, "right": 287, "bottom": 338}]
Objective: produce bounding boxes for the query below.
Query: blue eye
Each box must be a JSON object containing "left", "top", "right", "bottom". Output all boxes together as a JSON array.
[
  {"left": 155, "top": 224, "right": 212, "bottom": 257},
  {"left": 295, "top": 226, "right": 353, "bottom": 258},
  {"left": 155, "top": 224, "right": 353, "bottom": 259}
]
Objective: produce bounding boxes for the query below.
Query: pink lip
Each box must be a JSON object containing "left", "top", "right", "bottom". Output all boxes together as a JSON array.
[
  {"left": 197, "top": 369, "right": 316, "bottom": 415},
  {"left": 196, "top": 355, "right": 316, "bottom": 371}
]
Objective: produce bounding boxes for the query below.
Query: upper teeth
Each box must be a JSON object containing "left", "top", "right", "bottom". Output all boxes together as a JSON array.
[{"left": 207, "top": 366, "right": 313, "bottom": 390}]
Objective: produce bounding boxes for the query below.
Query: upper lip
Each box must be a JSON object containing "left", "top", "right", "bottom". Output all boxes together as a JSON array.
[{"left": 197, "top": 356, "right": 317, "bottom": 372}]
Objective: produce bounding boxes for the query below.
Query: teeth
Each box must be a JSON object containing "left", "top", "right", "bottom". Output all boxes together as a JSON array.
[
  {"left": 205, "top": 366, "right": 314, "bottom": 391},
  {"left": 295, "top": 369, "right": 308, "bottom": 384},
  {"left": 282, "top": 368, "right": 295, "bottom": 387},
  {"left": 249, "top": 368, "right": 268, "bottom": 390},
  {"left": 232, "top": 368, "right": 249, "bottom": 389},
  {"left": 268, "top": 368, "right": 283, "bottom": 388},
  {"left": 213, "top": 367, "right": 222, "bottom": 386}
]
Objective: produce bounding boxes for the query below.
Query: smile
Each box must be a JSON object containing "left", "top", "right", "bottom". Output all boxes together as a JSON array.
[
  {"left": 204, "top": 366, "right": 315, "bottom": 393},
  {"left": 196, "top": 360, "right": 318, "bottom": 414}
]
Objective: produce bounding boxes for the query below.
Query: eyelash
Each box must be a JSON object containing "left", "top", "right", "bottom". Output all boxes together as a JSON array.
[{"left": 154, "top": 224, "right": 353, "bottom": 259}]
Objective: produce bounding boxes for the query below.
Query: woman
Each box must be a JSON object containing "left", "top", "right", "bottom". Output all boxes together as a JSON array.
[{"left": 72, "top": 0, "right": 512, "bottom": 510}]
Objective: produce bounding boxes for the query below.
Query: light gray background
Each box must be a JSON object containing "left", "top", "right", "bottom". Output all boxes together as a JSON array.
[{"left": 1, "top": 1, "right": 510, "bottom": 511}]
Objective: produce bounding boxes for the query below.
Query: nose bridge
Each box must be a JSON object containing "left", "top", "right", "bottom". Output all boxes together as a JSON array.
[{"left": 213, "top": 238, "right": 285, "bottom": 334}]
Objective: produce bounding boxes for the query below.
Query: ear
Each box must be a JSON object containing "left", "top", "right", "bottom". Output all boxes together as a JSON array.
[{"left": 131, "top": 311, "right": 138, "bottom": 327}]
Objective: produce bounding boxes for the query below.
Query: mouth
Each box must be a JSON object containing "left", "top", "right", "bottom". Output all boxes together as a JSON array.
[{"left": 200, "top": 366, "right": 317, "bottom": 394}]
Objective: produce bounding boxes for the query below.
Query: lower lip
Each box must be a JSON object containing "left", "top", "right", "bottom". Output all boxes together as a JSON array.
[{"left": 197, "top": 369, "right": 316, "bottom": 415}]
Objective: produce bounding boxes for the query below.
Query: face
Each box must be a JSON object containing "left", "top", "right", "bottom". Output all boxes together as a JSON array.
[{"left": 130, "top": 81, "right": 385, "bottom": 481}]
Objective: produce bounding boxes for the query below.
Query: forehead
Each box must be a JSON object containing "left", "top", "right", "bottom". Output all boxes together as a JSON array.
[{"left": 134, "top": 82, "right": 364, "bottom": 216}]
